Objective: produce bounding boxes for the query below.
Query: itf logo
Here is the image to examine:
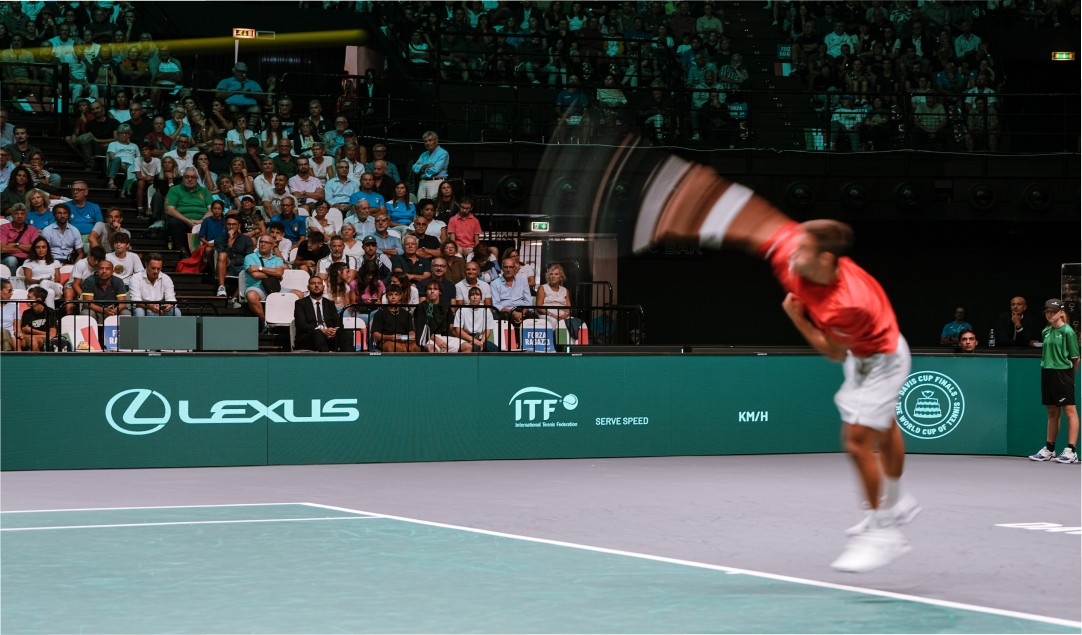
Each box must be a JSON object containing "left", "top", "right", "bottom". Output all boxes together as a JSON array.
[
  {"left": 509, "top": 387, "right": 579, "bottom": 422},
  {"left": 896, "top": 372, "right": 965, "bottom": 439}
]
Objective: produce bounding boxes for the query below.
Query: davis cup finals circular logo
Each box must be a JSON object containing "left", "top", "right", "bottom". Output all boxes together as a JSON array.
[{"left": 897, "top": 372, "right": 965, "bottom": 439}]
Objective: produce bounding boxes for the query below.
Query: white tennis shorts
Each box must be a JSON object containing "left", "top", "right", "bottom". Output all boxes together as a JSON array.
[{"left": 834, "top": 335, "right": 911, "bottom": 430}]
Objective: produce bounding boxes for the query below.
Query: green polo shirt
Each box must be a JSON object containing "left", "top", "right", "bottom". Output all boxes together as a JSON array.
[{"left": 165, "top": 184, "right": 213, "bottom": 220}]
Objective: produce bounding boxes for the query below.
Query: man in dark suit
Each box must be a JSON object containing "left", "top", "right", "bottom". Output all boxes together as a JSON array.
[{"left": 293, "top": 275, "right": 351, "bottom": 351}]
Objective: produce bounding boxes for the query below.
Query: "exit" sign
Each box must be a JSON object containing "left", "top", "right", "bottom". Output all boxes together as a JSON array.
[
  {"left": 530, "top": 221, "right": 550, "bottom": 232},
  {"left": 233, "top": 28, "right": 257, "bottom": 38}
]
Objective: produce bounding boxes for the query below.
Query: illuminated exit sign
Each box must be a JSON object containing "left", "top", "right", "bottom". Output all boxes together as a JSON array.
[
  {"left": 530, "top": 221, "right": 550, "bottom": 232},
  {"left": 233, "top": 28, "right": 257, "bottom": 39},
  {"left": 1051, "top": 52, "right": 1076, "bottom": 61}
]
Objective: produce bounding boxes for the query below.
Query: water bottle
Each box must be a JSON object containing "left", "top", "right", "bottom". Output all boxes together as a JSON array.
[{"left": 988, "top": 328, "right": 996, "bottom": 348}]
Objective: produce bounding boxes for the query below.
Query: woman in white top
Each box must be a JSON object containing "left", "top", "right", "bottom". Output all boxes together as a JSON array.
[
  {"left": 225, "top": 115, "right": 257, "bottom": 153},
  {"left": 306, "top": 201, "right": 341, "bottom": 240},
  {"left": 452, "top": 285, "right": 498, "bottom": 352},
  {"left": 252, "top": 157, "right": 278, "bottom": 203},
  {"left": 340, "top": 223, "right": 364, "bottom": 261},
  {"left": 21, "top": 237, "right": 64, "bottom": 302},
  {"left": 308, "top": 142, "right": 334, "bottom": 183},
  {"left": 535, "top": 263, "right": 582, "bottom": 338}
]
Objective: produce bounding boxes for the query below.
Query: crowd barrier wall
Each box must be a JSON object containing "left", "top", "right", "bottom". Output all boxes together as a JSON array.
[{"left": 0, "top": 353, "right": 1068, "bottom": 471}]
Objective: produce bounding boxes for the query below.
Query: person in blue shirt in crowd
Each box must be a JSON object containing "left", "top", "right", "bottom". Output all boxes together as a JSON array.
[{"left": 268, "top": 195, "right": 306, "bottom": 243}]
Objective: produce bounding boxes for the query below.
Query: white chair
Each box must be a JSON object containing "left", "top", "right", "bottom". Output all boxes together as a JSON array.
[
  {"left": 287, "top": 247, "right": 298, "bottom": 265},
  {"left": 60, "top": 314, "right": 103, "bottom": 351},
  {"left": 264, "top": 292, "right": 298, "bottom": 350},
  {"left": 57, "top": 264, "right": 75, "bottom": 287},
  {"left": 280, "top": 269, "right": 310, "bottom": 293},
  {"left": 0, "top": 264, "right": 11, "bottom": 279},
  {"left": 326, "top": 208, "right": 344, "bottom": 229}
]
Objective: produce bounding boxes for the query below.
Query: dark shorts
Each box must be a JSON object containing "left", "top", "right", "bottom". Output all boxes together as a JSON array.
[{"left": 1041, "top": 368, "right": 1077, "bottom": 407}]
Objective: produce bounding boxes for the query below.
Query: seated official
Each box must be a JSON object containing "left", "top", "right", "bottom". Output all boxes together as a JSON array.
[{"left": 293, "top": 275, "right": 351, "bottom": 352}]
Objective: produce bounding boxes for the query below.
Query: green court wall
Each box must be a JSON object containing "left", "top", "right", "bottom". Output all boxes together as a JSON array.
[{"left": 0, "top": 354, "right": 1069, "bottom": 471}]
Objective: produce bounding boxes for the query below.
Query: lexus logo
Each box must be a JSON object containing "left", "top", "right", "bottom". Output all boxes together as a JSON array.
[{"left": 106, "top": 389, "right": 171, "bottom": 436}]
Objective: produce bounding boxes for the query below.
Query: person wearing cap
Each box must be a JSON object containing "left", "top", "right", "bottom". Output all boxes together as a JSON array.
[
  {"left": 1027, "top": 299, "right": 1080, "bottom": 464},
  {"left": 236, "top": 194, "right": 264, "bottom": 240},
  {"left": 215, "top": 61, "right": 265, "bottom": 114},
  {"left": 412, "top": 130, "right": 449, "bottom": 200},
  {"left": 358, "top": 233, "right": 393, "bottom": 285}
]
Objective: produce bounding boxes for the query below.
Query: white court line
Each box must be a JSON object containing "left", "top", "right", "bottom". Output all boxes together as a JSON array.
[
  {"left": 0, "top": 502, "right": 312, "bottom": 514},
  {"left": 0, "top": 516, "right": 378, "bottom": 532},
  {"left": 302, "top": 502, "right": 1082, "bottom": 631}
]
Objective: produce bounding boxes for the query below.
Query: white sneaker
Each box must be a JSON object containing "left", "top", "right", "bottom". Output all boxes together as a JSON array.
[
  {"left": 831, "top": 527, "right": 911, "bottom": 573},
  {"left": 845, "top": 507, "right": 874, "bottom": 536},
  {"left": 1054, "top": 447, "right": 1078, "bottom": 464},
  {"left": 846, "top": 494, "right": 921, "bottom": 536},
  {"left": 1029, "top": 446, "right": 1056, "bottom": 461},
  {"left": 216, "top": 285, "right": 227, "bottom": 297},
  {"left": 890, "top": 493, "right": 922, "bottom": 527}
]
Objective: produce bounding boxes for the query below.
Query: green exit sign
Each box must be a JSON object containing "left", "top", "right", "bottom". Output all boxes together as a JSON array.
[
  {"left": 1051, "top": 52, "right": 1075, "bottom": 61},
  {"left": 530, "top": 222, "right": 550, "bottom": 232}
]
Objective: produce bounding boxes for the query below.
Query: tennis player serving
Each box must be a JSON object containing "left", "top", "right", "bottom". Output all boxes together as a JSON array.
[{"left": 632, "top": 155, "right": 922, "bottom": 572}]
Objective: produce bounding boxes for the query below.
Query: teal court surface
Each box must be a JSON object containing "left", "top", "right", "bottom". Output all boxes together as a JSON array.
[{"left": 2, "top": 500, "right": 1080, "bottom": 634}]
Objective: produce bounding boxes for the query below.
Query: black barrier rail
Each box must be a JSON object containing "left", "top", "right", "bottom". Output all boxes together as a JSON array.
[
  {"left": 329, "top": 302, "right": 644, "bottom": 352},
  {"left": 0, "top": 299, "right": 219, "bottom": 353}
]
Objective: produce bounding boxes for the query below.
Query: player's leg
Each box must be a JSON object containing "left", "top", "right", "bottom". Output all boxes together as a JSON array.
[{"left": 841, "top": 422, "right": 883, "bottom": 510}]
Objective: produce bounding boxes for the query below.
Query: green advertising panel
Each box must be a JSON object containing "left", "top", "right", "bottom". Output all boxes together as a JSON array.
[{"left": 0, "top": 353, "right": 1067, "bottom": 471}]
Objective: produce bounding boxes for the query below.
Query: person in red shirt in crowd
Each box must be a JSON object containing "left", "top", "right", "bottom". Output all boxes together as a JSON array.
[{"left": 447, "top": 196, "right": 482, "bottom": 252}]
